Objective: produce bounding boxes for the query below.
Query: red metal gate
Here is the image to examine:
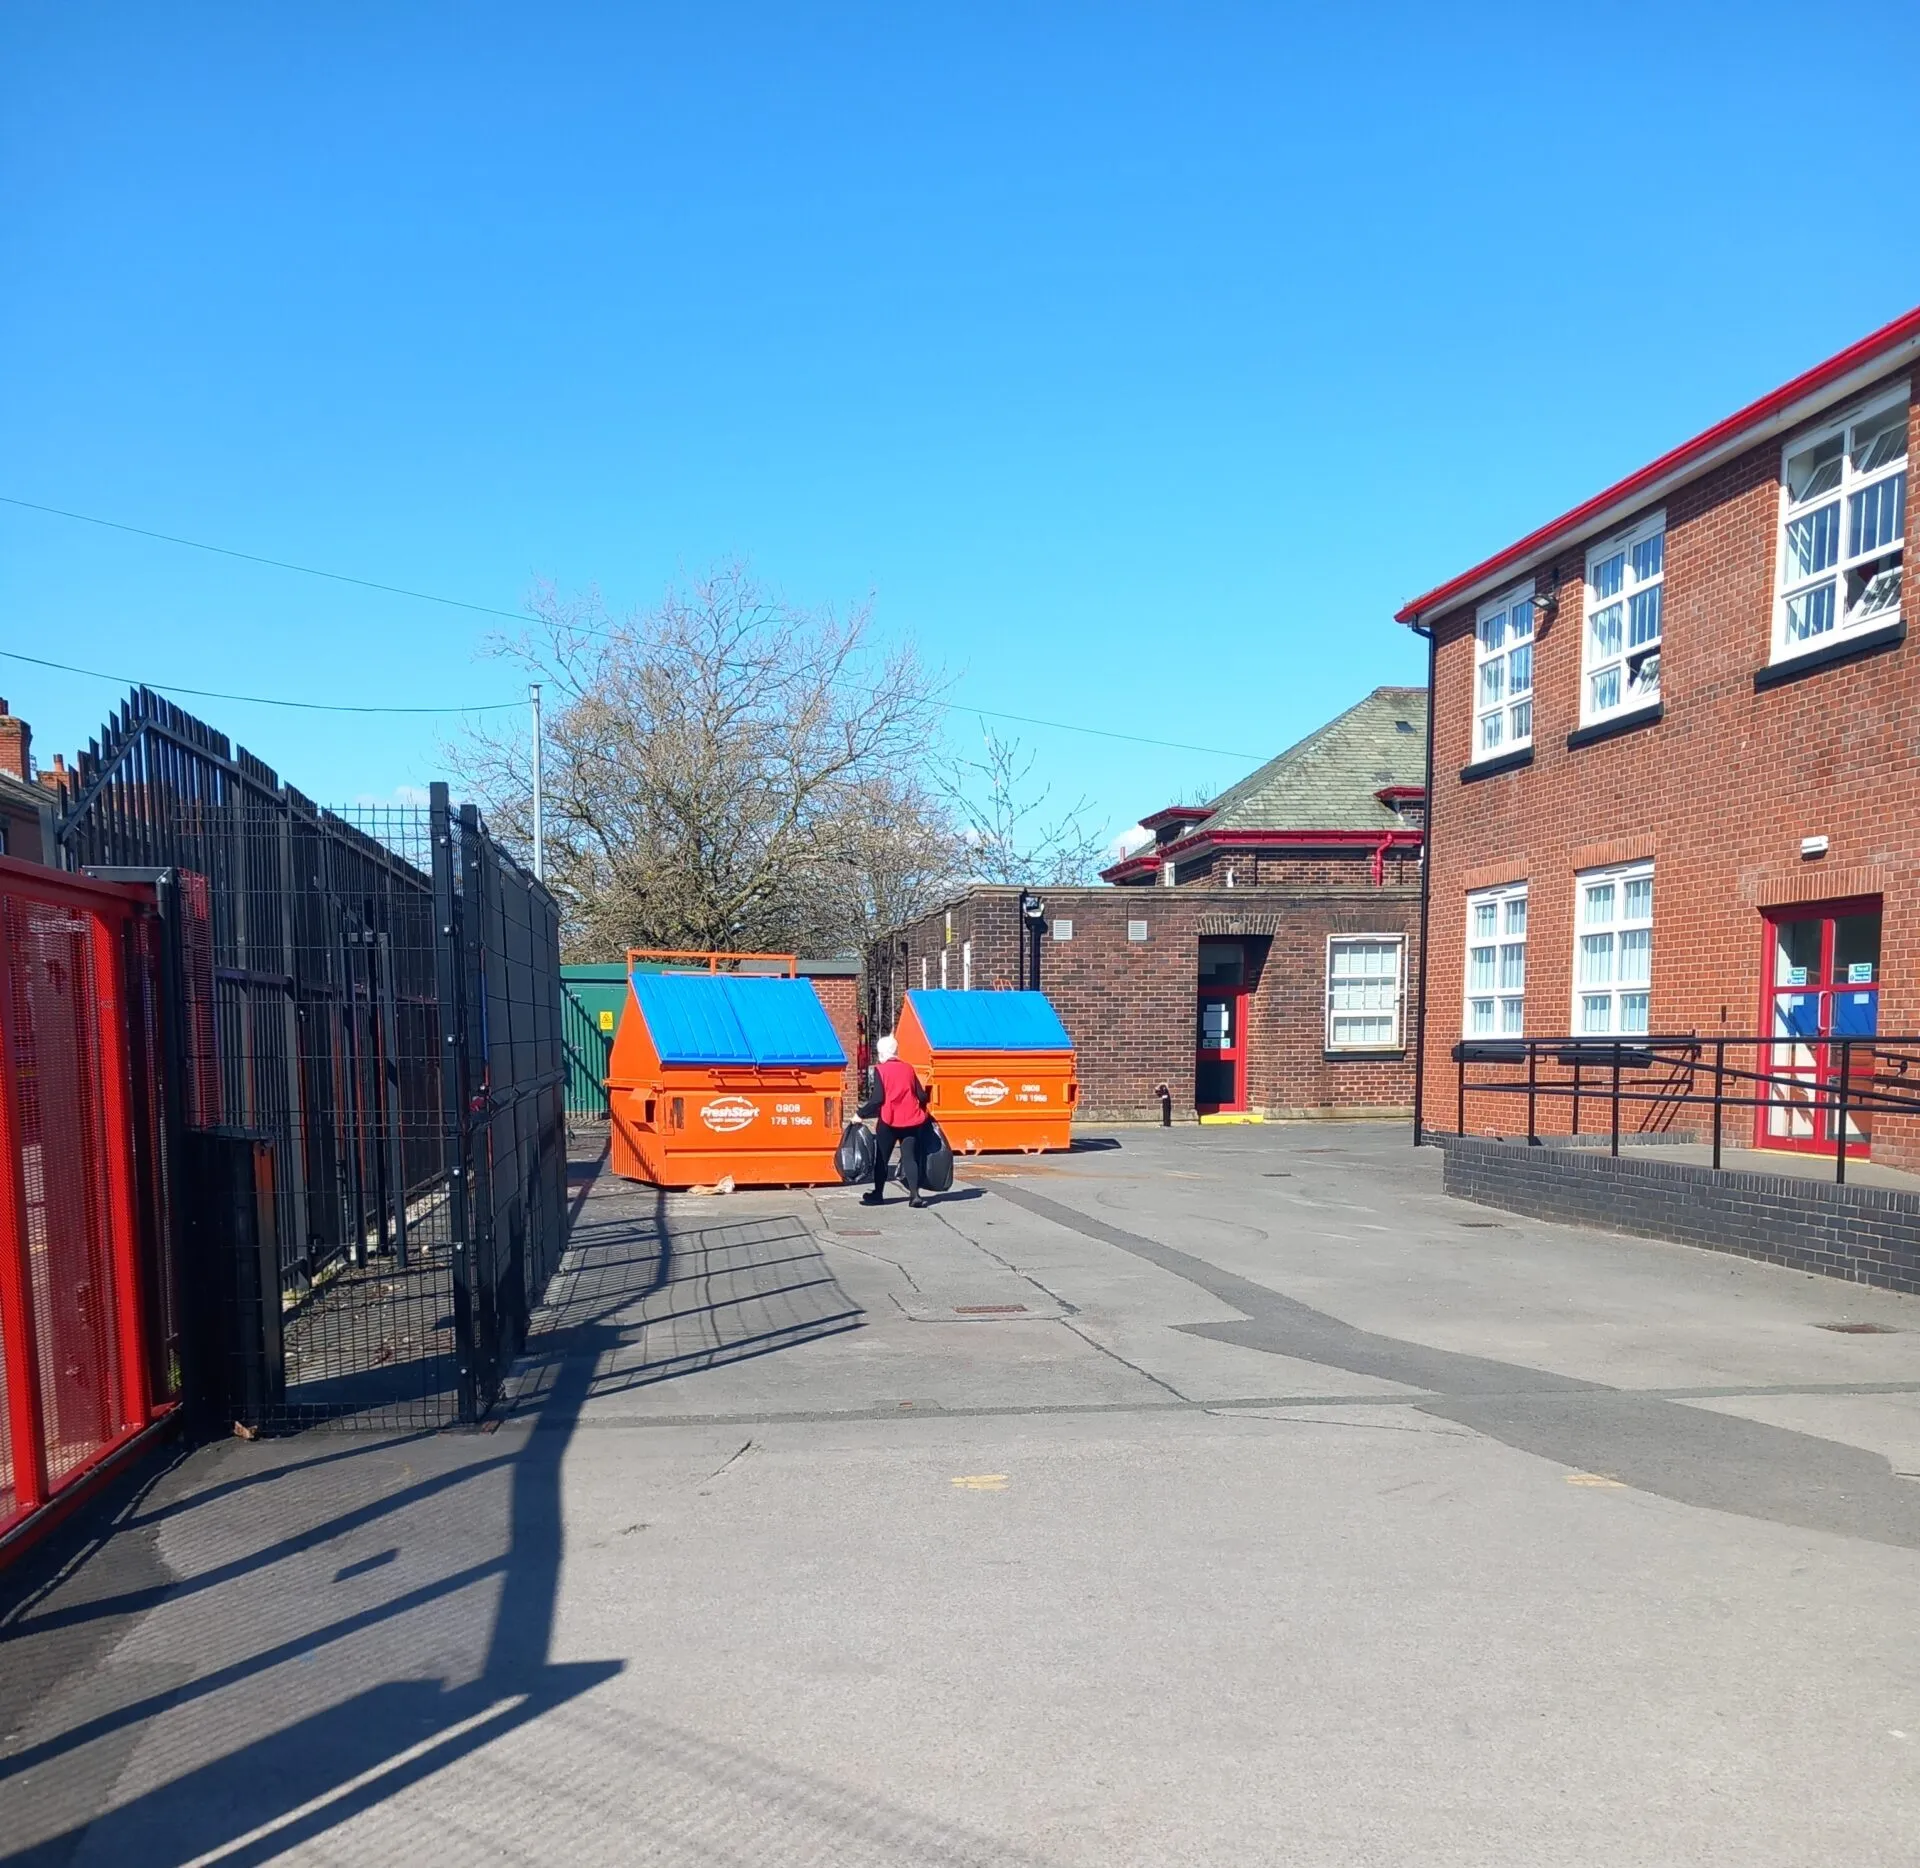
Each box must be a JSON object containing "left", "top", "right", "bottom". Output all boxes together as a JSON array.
[{"left": 0, "top": 857, "right": 177, "bottom": 1559}]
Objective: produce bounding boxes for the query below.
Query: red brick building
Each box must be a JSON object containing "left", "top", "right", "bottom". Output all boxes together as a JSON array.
[
  {"left": 1401, "top": 305, "right": 1920, "bottom": 1167},
  {"left": 867, "top": 688, "right": 1427, "bottom": 1123}
]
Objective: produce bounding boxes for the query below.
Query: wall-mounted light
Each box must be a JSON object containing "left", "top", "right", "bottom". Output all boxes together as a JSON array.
[
  {"left": 1530, "top": 572, "right": 1559, "bottom": 628},
  {"left": 1800, "top": 834, "right": 1830, "bottom": 859}
]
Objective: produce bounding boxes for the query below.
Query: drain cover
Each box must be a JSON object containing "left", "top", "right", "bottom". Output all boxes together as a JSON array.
[
  {"left": 1262, "top": 1172, "right": 1293, "bottom": 1178},
  {"left": 1458, "top": 1221, "right": 1503, "bottom": 1229},
  {"left": 954, "top": 1304, "right": 1028, "bottom": 1316},
  {"left": 1817, "top": 1321, "right": 1900, "bottom": 1334},
  {"left": 836, "top": 1228, "right": 881, "bottom": 1237}
]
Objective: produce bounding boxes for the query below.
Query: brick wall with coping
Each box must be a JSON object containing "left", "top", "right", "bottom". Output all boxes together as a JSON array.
[
  {"left": 868, "top": 873, "right": 1421, "bottom": 1121},
  {"left": 1420, "top": 365, "right": 1920, "bottom": 1169},
  {"left": 1442, "top": 1134, "right": 1920, "bottom": 1294}
]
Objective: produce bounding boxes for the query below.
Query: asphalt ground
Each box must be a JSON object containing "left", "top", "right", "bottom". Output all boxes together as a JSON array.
[{"left": 4, "top": 1122, "right": 1919, "bottom": 1865}]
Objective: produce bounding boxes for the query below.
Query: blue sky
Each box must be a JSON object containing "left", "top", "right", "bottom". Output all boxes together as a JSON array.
[{"left": 5, "top": 4, "right": 1918, "bottom": 840}]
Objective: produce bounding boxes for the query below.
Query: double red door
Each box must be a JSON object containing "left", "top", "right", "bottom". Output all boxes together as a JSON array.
[{"left": 1760, "top": 898, "right": 1881, "bottom": 1155}]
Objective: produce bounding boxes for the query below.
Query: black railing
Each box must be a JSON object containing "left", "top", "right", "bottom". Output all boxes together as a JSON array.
[{"left": 1450, "top": 1034, "right": 1920, "bottom": 1184}]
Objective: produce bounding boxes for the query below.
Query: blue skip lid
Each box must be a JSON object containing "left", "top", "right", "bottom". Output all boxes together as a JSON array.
[
  {"left": 630, "top": 972, "right": 847, "bottom": 1068},
  {"left": 906, "top": 989, "right": 1073, "bottom": 1053}
]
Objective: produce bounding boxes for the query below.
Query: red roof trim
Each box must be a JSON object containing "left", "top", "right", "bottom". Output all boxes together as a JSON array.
[
  {"left": 1394, "top": 303, "right": 1920, "bottom": 626},
  {"left": 1375, "top": 784, "right": 1425, "bottom": 804},
  {"left": 1138, "top": 805, "right": 1211, "bottom": 831},
  {"left": 1099, "top": 826, "right": 1423, "bottom": 883}
]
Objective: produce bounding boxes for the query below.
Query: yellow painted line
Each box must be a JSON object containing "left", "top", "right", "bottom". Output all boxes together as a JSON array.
[
  {"left": 1565, "top": 1472, "right": 1628, "bottom": 1488},
  {"left": 1198, "top": 1111, "right": 1265, "bottom": 1125},
  {"left": 951, "top": 1474, "right": 1008, "bottom": 1491}
]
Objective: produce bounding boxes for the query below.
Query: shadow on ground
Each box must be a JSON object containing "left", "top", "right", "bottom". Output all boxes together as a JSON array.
[{"left": 0, "top": 1149, "right": 967, "bottom": 1867}]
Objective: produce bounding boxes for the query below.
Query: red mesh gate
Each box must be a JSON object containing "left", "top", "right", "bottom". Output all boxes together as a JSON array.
[{"left": 0, "top": 858, "right": 175, "bottom": 1558}]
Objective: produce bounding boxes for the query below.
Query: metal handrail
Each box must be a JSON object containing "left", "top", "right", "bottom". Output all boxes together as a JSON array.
[{"left": 1449, "top": 1033, "right": 1920, "bottom": 1184}]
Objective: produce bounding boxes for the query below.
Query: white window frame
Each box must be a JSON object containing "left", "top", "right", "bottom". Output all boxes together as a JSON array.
[
  {"left": 939, "top": 948, "right": 949, "bottom": 988},
  {"left": 1464, "top": 883, "right": 1527, "bottom": 1037},
  {"left": 1471, "top": 580, "right": 1535, "bottom": 761},
  {"left": 1581, "top": 511, "right": 1665, "bottom": 725},
  {"left": 1772, "top": 387, "right": 1908, "bottom": 665},
  {"left": 1572, "top": 861, "right": 1653, "bottom": 1036},
  {"left": 1325, "top": 934, "right": 1405, "bottom": 1052},
  {"left": 961, "top": 940, "right": 973, "bottom": 989}
]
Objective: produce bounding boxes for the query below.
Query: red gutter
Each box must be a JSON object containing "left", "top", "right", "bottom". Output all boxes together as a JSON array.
[
  {"left": 1101, "top": 826, "right": 1423, "bottom": 883},
  {"left": 1394, "top": 301, "right": 1920, "bottom": 626}
]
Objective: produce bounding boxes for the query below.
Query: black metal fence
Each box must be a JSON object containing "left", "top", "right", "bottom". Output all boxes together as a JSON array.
[
  {"left": 1450, "top": 1034, "right": 1920, "bottom": 1183},
  {"left": 55, "top": 687, "right": 565, "bottom": 1426}
]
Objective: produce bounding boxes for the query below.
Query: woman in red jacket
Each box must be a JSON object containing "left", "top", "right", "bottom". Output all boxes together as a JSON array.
[{"left": 863, "top": 1033, "right": 933, "bottom": 1208}]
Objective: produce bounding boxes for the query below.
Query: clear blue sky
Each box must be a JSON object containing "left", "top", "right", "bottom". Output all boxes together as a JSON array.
[{"left": 5, "top": 4, "right": 1918, "bottom": 838}]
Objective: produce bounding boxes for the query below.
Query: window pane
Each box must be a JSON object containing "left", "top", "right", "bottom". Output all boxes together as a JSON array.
[
  {"left": 1590, "top": 667, "right": 1621, "bottom": 714},
  {"left": 1630, "top": 531, "right": 1664, "bottom": 583},
  {"left": 1472, "top": 902, "right": 1497, "bottom": 939},
  {"left": 1469, "top": 998, "right": 1493, "bottom": 1034},
  {"left": 1591, "top": 551, "right": 1625, "bottom": 601},
  {"left": 1617, "top": 927, "right": 1651, "bottom": 985},
  {"left": 1628, "top": 587, "right": 1662, "bottom": 648},
  {"left": 1590, "top": 602, "right": 1623, "bottom": 659},
  {"left": 1622, "top": 876, "right": 1652, "bottom": 919},
  {"left": 1850, "top": 472, "right": 1905, "bottom": 557},
  {"left": 1508, "top": 641, "right": 1533, "bottom": 695},
  {"left": 1498, "top": 942, "right": 1525, "bottom": 989},
  {"left": 1499, "top": 997, "right": 1524, "bottom": 1035},
  {"left": 1479, "top": 660, "right": 1506, "bottom": 706},
  {"left": 1579, "top": 932, "right": 1615, "bottom": 983},
  {"left": 1505, "top": 897, "right": 1527, "bottom": 937},
  {"left": 1785, "top": 581, "right": 1836, "bottom": 643},
  {"left": 1480, "top": 712, "right": 1504, "bottom": 753},
  {"left": 1619, "top": 992, "right": 1649, "bottom": 1035},
  {"left": 1626, "top": 648, "right": 1660, "bottom": 701},
  {"left": 1470, "top": 946, "right": 1496, "bottom": 992},
  {"left": 1788, "top": 434, "right": 1844, "bottom": 503},
  {"left": 1786, "top": 503, "right": 1841, "bottom": 581},
  {"left": 1581, "top": 995, "right": 1613, "bottom": 1034},
  {"left": 1851, "top": 406, "right": 1907, "bottom": 475},
  {"left": 1511, "top": 698, "right": 1532, "bottom": 741},
  {"left": 1480, "top": 610, "right": 1507, "bottom": 651},
  {"left": 1584, "top": 883, "right": 1615, "bottom": 925},
  {"left": 1852, "top": 564, "right": 1903, "bottom": 621}
]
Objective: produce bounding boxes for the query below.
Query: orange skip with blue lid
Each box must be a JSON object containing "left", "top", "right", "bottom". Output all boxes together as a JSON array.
[
  {"left": 606, "top": 956, "right": 847, "bottom": 1187},
  {"left": 893, "top": 989, "right": 1076, "bottom": 1154}
]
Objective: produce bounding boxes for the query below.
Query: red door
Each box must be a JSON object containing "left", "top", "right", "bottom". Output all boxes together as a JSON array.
[
  {"left": 1759, "top": 898, "right": 1881, "bottom": 1156},
  {"left": 1196, "top": 940, "right": 1248, "bottom": 1113}
]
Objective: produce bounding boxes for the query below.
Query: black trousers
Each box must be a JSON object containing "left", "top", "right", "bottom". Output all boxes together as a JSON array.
[{"left": 872, "top": 1121, "right": 929, "bottom": 1196}]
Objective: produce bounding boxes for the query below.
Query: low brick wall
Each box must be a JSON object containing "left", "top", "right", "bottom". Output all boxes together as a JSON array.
[{"left": 1440, "top": 1135, "right": 1920, "bottom": 1295}]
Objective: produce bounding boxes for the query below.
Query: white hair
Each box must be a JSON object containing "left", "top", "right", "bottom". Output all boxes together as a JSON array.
[{"left": 876, "top": 1034, "right": 899, "bottom": 1062}]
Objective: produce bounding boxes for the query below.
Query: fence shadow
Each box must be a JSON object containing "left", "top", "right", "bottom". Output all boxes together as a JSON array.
[
  {"left": 503, "top": 1195, "right": 866, "bottom": 1413},
  {"left": 0, "top": 1161, "right": 631, "bottom": 1867}
]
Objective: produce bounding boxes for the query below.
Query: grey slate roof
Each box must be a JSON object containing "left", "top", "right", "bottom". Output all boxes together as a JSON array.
[{"left": 1193, "top": 687, "right": 1427, "bottom": 834}]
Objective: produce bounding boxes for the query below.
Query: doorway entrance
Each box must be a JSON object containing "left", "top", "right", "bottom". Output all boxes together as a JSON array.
[
  {"left": 1759, "top": 897, "right": 1881, "bottom": 1156},
  {"left": 1196, "top": 939, "right": 1249, "bottom": 1113}
]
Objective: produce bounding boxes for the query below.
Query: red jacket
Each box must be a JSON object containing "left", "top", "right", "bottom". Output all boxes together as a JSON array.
[{"left": 875, "top": 1057, "right": 930, "bottom": 1128}]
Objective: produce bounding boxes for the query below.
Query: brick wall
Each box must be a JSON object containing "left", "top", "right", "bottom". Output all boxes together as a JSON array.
[
  {"left": 1442, "top": 1135, "right": 1920, "bottom": 1294},
  {"left": 868, "top": 872, "right": 1421, "bottom": 1121},
  {"left": 808, "top": 972, "right": 862, "bottom": 1115},
  {"left": 1421, "top": 365, "right": 1920, "bottom": 1168}
]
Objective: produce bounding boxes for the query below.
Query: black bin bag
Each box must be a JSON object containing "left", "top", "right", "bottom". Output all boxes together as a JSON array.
[
  {"left": 920, "top": 1123, "right": 954, "bottom": 1195},
  {"left": 836, "top": 1122, "right": 875, "bottom": 1184}
]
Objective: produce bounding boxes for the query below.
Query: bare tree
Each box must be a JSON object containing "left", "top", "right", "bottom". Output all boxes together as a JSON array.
[
  {"left": 458, "top": 566, "right": 961, "bottom": 960},
  {"left": 944, "top": 723, "right": 1112, "bottom": 887}
]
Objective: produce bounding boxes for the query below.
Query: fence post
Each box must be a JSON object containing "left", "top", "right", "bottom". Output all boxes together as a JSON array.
[
  {"left": 91, "top": 908, "right": 153, "bottom": 1434},
  {"left": 1835, "top": 1036, "right": 1851, "bottom": 1186},
  {"left": 431, "top": 783, "right": 477, "bottom": 1425},
  {"left": 1526, "top": 1042, "right": 1537, "bottom": 1145},
  {"left": 459, "top": 803, "right": 499, "bottom": 1412},
  {"left": 1610, "top": 1045, "right": 1621, "bottom": 1158},
  {"left": 0, "top": 948, "right": 49, "bottom": 1514},
  {"left": 1712, "top": 1039, "right": 1724, "bottom": 1172},
  {"left": 1456, "top": 1051, "right": 1465, "bottom": 1137}
]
